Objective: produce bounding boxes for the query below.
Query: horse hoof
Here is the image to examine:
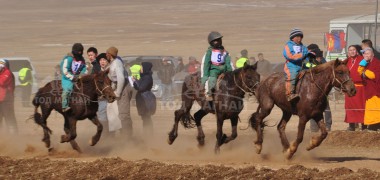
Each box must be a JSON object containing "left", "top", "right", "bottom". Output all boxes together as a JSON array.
[
  {"left": 167, "top": 138, "right": 174, "bottom": 145},
  {"left": 255, "top": 144, "right": 262, "bottom": 154},
  {"left": 197, "top": 136, "right": 205, "bottom": 146},
  {"left": 60, "top": 135, "right": 68, "bottom": 143},
  {"left": 48, "top": 147, "right": 54, "bottom": 152},
  {"left": 89, "top": 139, "right": 96, "bottom": 146},
  {"left": 285, "top": 148, "right": 293, "bottom": 160}
]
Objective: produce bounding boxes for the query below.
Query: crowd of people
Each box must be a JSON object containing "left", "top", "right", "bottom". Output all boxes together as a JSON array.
[{"left": 1, "top": 30, "right": 380, "bottom": 138}]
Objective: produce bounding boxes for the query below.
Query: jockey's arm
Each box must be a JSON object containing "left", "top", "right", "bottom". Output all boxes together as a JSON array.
[
  {"left": 62, "top": 58, "right": 74, "bottom": 80},
  {"left": 225, "top": 54, "right": 234, "bottom": 71},
  {"left": 202, "top": 48, "right": 212, "bottom": 78}
]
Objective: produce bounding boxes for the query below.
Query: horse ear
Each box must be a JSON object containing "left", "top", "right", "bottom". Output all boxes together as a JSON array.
[
  {"left": 334, "top": 58, "right": 341, "bottom": 67},
  {"left": 251, "top": 62, "right": 258, "bottom": 71},
  {"left": 341, "top": 58, "right": 349, "bottom": 65}
]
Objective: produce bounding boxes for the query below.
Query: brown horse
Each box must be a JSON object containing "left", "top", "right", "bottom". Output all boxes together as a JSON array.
[
  {"left": 168, "top": 64, "right": 260, "bottom": 153},
  {"left": 32, "top": 70, "right": 116, "bottom": 152},
  {"left": 250, "top": 59, "right": 356, "bottom": 159}
]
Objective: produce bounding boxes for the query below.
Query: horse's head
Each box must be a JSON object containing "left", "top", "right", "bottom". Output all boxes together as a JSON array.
[
  {"left": 94, "top": 69, "right": 116, "bottom": 103},
  {"left": 332, "top": 58, "right": 356, "bottom": 97},
  {"left": 238, "top": 63, "right": 261, "bottom": 95}
]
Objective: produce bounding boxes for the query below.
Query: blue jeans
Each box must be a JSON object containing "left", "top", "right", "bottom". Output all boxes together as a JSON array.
[
  {"left": 310, "top": 101, "right": 332, "bottom": 132},
  {"left": 61, "top": 78, "right": 73, "bottom": 109},
  {"left": 161, "top": 83, "right": 173, "bottom": 102}
]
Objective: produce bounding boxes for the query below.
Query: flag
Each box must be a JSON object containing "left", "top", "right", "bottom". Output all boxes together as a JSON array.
[{"left": 326, "top": 31, "right": 346, "bottom": 52}]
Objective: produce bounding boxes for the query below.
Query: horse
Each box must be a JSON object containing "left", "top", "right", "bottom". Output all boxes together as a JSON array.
[
  {"left": 32, "top": 70, "right": 116, "bottom": 153},
  {"left": 168, "top": 64, "right": 260, "bottom": 153},
  {"left": 249, "top": 59, "right": 356, "bottom": 159}
]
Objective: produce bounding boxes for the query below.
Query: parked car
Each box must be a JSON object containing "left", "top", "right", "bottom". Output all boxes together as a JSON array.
[
  {"left": 121, "top": 55, "right": 182, "bottom": 99},
  {"left": 1, "top": 57, "right": 38, "bottom": 94}
]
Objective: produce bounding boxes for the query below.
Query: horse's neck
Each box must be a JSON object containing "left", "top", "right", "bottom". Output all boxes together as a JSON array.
[
  {"left": 306, "top": 67, "right": 333, "bottom": 97},
  {"left": 76, "top": 79, "right": 97, "bottom": 100}
]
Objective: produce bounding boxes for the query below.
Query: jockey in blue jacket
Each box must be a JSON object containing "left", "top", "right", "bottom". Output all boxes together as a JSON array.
[
  {"left": 283, "top": 28, "right": 309, "bottom": 102},
  {"left": 60, "top": 43, "right": 87, "bottom": 112}
]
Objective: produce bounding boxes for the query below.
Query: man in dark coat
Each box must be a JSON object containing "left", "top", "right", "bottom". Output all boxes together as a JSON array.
[
  {"left": 133, "top": 62, "right": 156, "bottom": 135},
  {"left": 158, "top": 57, "right": 175, "bottom": 105}
]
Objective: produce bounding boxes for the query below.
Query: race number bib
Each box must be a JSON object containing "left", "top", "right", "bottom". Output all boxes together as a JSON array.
[
  {"left": 293, "top": 45, "right": 302, "bottom": 54},
  {"left": 211, "top": 49, "right": 227, "bottom": 64},
  {"left": 71, "top": 60, "right": 82, "bottom": 74}
]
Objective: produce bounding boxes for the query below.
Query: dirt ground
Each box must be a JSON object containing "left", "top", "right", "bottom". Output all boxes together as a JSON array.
[{"left": 1, "top": 0, "right": 380, "bottom": 179}]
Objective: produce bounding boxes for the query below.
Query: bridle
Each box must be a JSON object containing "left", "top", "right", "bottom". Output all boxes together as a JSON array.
[
  {"left": 233, "top": 71, "right": 259, "bottom": 96},
  {"left": 331, "top": 65, "right": 351, "bottom": 93},
  {"left": 310, "top": 65, "right": 351, "bottom": 96},
  {"left": 94, "top": 79, "right": 112, "bottom": 96}
]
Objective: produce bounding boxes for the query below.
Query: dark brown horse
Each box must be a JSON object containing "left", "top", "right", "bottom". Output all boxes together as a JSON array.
[
  {"left": 32, "top": 70, "right": 116, "bottom": 152},
  {"left": 250, "top": 59, "right": 356, "bottom": 159},
  {"left": 168, "top": 64, "right": 260, "bottom": 153}
]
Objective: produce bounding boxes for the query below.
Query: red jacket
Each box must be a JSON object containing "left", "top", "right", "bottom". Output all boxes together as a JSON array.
[{"left": 0, "top": 67, "right": 14, "bottom": 101}]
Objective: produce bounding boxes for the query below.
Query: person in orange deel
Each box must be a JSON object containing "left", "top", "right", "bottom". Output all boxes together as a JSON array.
[{"left": 357, "top": 47, "right": 380, "bottom": 131}]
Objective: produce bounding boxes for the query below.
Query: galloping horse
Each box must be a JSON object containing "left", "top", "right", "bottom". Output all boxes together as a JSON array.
[
  {"left": 32, "top": 70, "right": 116, "bottom": 152},
  {"left": 168, "top": 64, "right": 260, "bottom": 153},
  {"left": 250, "top": 59, "right": 356, "bottom": 159}
]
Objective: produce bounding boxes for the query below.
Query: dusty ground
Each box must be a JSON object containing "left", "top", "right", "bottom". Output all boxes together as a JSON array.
[{"left": 1, "top": 0, "right": 380, "bottom": 179}]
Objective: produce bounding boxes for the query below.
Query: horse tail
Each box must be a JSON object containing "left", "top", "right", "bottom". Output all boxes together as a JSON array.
[
  {"left": 248, "top": 105, "right": 261, "bottom": 131},
  {"left": 179, "top": 113, "right": 196, "bottom": 129},
  {"left": 32, "top": 89, "right": 53, "bottom": 134}
]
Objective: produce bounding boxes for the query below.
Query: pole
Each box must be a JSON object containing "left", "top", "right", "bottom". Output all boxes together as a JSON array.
[{"left": 375, "top": 0, "right": 378, "bottom": 48}]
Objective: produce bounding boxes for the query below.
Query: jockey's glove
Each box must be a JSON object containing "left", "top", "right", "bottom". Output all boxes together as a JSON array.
[{"left": 359, "top": 59, "right": 368, "bottom": 67}]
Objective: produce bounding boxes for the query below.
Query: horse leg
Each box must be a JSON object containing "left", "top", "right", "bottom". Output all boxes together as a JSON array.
[
  {"left": 194, "top": 109, "right": 208, "bottom": 146},
  {"left": 61, "top": 117, "right": 78, "bottom": 142},
  {"left": 223, "top": 115, "right": 238, "bottom": 144},
  {"left": 38, "top": 107, "right": 53, "bottom": 151},
  {"left": 277, "top": 111, "right": 292, "bottom": 152},
  {"left": 285, "top": 116, "right": 307, "bottom": 160},
  {"left": 168, "top": 100, "right": 194, "bottom": 145},
  {"left": 251, "top": 102, "right": 274, "bottom": 154},
  {"left": 88, "top": 116, "right": 103, "bottom": 146},
  {"left": 306, "top": 116, "right": 328, "bottom": 151},
  {"left": 214, "top": 113, "right": 225, "bottom": 154},
  {"left": 63, "top": 117, "right": 81, "bottom": 153}
]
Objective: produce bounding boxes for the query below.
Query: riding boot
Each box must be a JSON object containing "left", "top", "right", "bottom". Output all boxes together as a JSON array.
[{"left": 287, "top": 84, "right": 299, "bottom": 102}]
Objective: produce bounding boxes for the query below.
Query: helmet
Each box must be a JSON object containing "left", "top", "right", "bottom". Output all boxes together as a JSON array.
[{"left": 208, "top": 31, "right": 223, "bottom": 43}]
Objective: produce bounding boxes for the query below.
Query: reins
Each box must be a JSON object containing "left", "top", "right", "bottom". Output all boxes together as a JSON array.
[
  {"left": 233, "top": 72, "right": 259, "bottom": 96},
  {"left": 310, "top": 64, "right": 351, "bottom": 98}
]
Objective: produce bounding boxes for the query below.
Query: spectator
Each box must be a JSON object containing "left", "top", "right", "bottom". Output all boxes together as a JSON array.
[
  {"left": 256, "top": 52, "right": 271, "bottom": 78},
  {"left": 235, "top": 49, "right": 250, "bottom": 68},
  {"left": 106, "top": 46, "right": 133, "bottom": 138},
  {"left": 186, "top": 56, "right": 201, "bottom": 74},
  {"left": 158, "top": 57, "right": 175, "bottom": 105},
  {"left": 87, "top": 47, "right": 101, "bottom": 74},
  {"left": 18, "top": 67, "right": 33, "bottom": 107},
  {"left": 133, "top": 62, "right": 156, "bottom": 135},
  {"left": 95, "top": 53, "right": 113, "bottom": 137},
  {"left": 249, "top": 56, "right": 257, "bottom": 65},
  {"left": 305, "top": 44, "right": 333, "bottom": 132},
  {"left": 175, "top": 57, "right": 185, "bottom": 73},
  {"left": 358, "top": 48, "right": 380, "bottom": 131},
  {"left": 0, "top": 59, "right": 18, "bottom": 134},
  {"left": 361, "top": 39, "right": 380, "bottom": 60},
  {"left": 343, "top": 45, "right": 366, "bottom": 131}
]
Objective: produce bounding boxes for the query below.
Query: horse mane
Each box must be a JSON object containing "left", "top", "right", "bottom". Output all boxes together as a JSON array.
[
  {"left": 79, "top": 74, "right": 95, "bottom": 83},
  {"left": 308, "top": 60, "right": 335, "bottom": 74}
]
